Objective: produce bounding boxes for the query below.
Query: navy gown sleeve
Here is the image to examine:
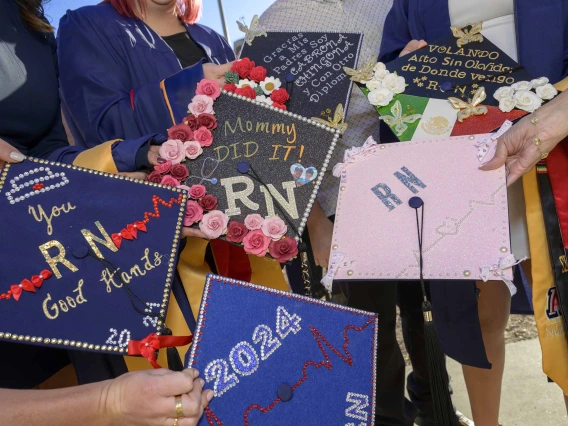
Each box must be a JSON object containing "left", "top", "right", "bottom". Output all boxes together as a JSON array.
[
  {"left": 57, "top": 10, "right": 204, "bottom": 147},
  {"left": 378, "top": 0, "right": 413, "bottom": 63}
]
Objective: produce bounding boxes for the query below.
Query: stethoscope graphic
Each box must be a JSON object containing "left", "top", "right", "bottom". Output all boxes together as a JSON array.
[{"left": 184, "top": 157, "right": 219, "bottom": 185}]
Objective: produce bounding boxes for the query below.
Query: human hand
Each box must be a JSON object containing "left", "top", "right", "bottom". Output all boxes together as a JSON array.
[
  {"left": 202, "top": 62, "right": 233, "bottom": 86},
  {"left": 118, "top": 171, "right": 148, "bottom": 181},
  {"left": 102, "top": 368, "right": 213, "bottom": 426},
  {"left": 0, "top": 137, "right": 25, "bottom": 170},
  {"left": 148, "top": 145, "right": 161, "bottom": 166},
  {"left": 481, "top": 90, "right": 568, "bottom": 184},
  {"left": 181, "top": 227, "right": 208, "bottom": 240},
  {"left": 306, "top": 201, "right": 333, "bottom": 268},
  {"left": 400, "top": 39, "right": 427, "bottom": 57}
]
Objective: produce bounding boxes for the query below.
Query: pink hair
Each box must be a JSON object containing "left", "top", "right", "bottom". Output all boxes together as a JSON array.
[{"left": 103, "top": 0, "right": 202, "bottom": 24}]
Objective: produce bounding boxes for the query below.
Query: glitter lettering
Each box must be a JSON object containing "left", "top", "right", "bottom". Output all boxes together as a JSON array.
[
  {"left": 39, "top": 240, "right": 79, "bottom": 279},
  {"left": 394, "top": 167, "right": 426, "bottom": 194},
  {"left": 371, "top": 183, "right": 402, "bottom": 212}
]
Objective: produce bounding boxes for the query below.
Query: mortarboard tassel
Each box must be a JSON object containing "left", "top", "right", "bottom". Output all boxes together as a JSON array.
[
  {"left": 410, "top": 196, "right": 458, "bottom": 426},
  {"left": 163, "top": 327, "right": 185, "bottom": 372}
]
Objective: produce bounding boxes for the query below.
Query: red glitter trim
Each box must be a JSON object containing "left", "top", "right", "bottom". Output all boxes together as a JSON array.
[{"left": 450, "top": 105, "right": 527, "bottom": 136}]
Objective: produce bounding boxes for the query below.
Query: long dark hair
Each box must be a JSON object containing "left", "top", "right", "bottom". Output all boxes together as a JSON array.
[{"left": 15, "top": 0, "right": 53, "bottom": 33}]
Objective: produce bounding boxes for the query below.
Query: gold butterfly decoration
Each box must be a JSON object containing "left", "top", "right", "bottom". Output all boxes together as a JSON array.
[
  {"left": 380, "top": 100, "right": 422, "bottom": 137},
  {"left": 450, "top": 22, "right": 484, "bottom": 48},
  {"left": 237, "top": 15, "right": 267, "bottom": 46},
  {"left": 311, "top": 104, "right": 348, "bottom": 134},
  {"left": 343, "top": 57, "right": 376, "bottom": 83},
  {"left": 448, "top": 86, "right": 488, "bottom": 122}
]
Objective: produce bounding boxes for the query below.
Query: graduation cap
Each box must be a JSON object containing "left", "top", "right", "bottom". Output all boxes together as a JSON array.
[
  {"left": 187, "top": 274, "right": 377, "bottom": 425},
  {"left": 0, "top": 158, "right": 188, "bottom": 359},
  {"left": 239, "top": 28, "right": 363, "bottom": 122},
  {"left": 348, "top": 24, "right": 544, "bottom": 142}
]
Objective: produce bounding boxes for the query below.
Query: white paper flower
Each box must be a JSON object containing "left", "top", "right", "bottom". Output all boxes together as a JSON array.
[
  {"left": 381, "top": 73, "right": 406, "bottom": 94},
  {"left": 255, "top": 95, "right": 273, "bottom": 106},
  {"left": 237, "top": 79, "right": 258, "bottom": 89},
  {"left": 535, "top": 83, "right": 558, "bottom": 100},
  {"left": 493, "top": 86, "right": 515, "bottom": 101},
  {"left": 374, "top": 68, "right": 390, "bottom": 81},
  {"left": 373, "top": 62, "right": 387, "bottom": 72},
  {"left": 260, "top": 76, "right": 281, "bottom": 95},
  {"left": 511, "top": 80, "right": 532, "bottom": 91},
  {"left": 368, "top": 87, "right": 394, "bottom": 106},
  {"left": 366, "top": 78, "right": 382, "bottom": 91},
  {"left": 514, "top": 90, "right": 543, "bottom": 112},
  {"left": 498, "top": 96, "right": 517, "bottom": 113},
  {"left": 530, "top": 77, "right": 549, "bottom": 88}
]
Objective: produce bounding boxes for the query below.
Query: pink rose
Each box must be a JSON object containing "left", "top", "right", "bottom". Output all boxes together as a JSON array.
[
  {"left": 147, "top": 171, "right": 163, "bottom": 183},
  {"left": 183, "top": 141, "right": 203, "bottom": 160},
  {"left": 167, "top": 123, "right": 194, "bottom": 142},
  {"left": 183, "top": 200, "right": 204, "bottom": 226},
  {"left": 170, "top": 163, "right": 189, "bottom": 181},
  {"left": 196, "top": 79, "right": 221, "bottom": 100},
  {"left": 158, "top": 139, "right": 185, "bottom": 164},
  {"left": 194, "top": 127, "right": 213, "bottom": 147},
  {"left": 199, "top": 194, "right": 218, "bottom": 211},
  {"left": 188, "top": 94, "right": 214, "bottom": 117},
  {"left": 189, "top": 184, "right": 206, "bottom": 199},
  {"left": 199, "top": 210, "right": 229, "bottom": 239},
  {"left": 244, "top": 214, "right": 264, "bottom": 231},
  {"left": 226, "top": 221, "right": 249, "bottom": 243},
  {"left": 243, "top": 229, "right": 271, "bottom": 257},
  {"left": 261, "top": 216, "right": 287, "bottom": 240},
  {"left": 269, "top": 237, "right": 299, "bottom": 263},
  {"left": 160, "top": 175, "right": 179, "bottom": 187},
  {"left": 154, "top": 160, "right": 172, "bottom": 174},
  {"left": 184, "top": 115, "right": 199, "bottom": 131},
  {"left": 197, "top": 113, "right": 218, "bottom": 130}
]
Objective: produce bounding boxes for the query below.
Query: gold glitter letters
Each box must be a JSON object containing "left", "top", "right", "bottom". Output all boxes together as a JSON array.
[
  {"left": 28, "top": 202, "right": 76, "bottom": 236},
  {"left": 39, "top": 241, "right": 79, "bottom": 279},
  {"left": 81, "top": 221, "right": 118, "bottom": 259}
]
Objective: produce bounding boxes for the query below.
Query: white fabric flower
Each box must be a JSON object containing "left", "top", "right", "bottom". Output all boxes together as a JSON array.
[
  {"left": 535, "top": 83, "right": 558, "bottom": 100},
  {"left": 260, "top": 77, "right": 281, "bottom": 95},
  {"left": 511, "top": 80, "right": 532, "bottom": 91},
  {"left": 514, "top": 90, "right": 543, "bottom": 112},
  {"left": 530, "top": 77, "right": 549, "bottom": 88},
  {"left": 237, "top": 79, "right": 258, "bottom": 89},
  {"left": 374, "top": 68, "right": 390, "bottom": 81},
  {"left": 381, "top": 73, "right": 406, "bottom": 94},
  {"left": 368, "top": 87, "right": 394, "bottom": 106},
  {"left": 366, "top": 78, "right": 382, "bottom": 91},
  {"left": 493, "top": 86, "right": 515, "bottom": 101},
  {"left": 498, "top": 96, "right": 517, "bottom": 113},
  {"left": 255, "top": 95, "right": 273, "bottom": 106},
  {"left": 373, "top": 62, "right": 387, "bottom": 72}
]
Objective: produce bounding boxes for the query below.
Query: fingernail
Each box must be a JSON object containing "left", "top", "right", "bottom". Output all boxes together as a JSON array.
[
  {"left": 192, "top": 369, "right": 199, "bottom": 379},
  {"left": 199, "top": 378, "right": 205, "bottom": 387},
  {"left": 10, "top": 152, "right": 24, "bottom": 162},
  {"left": 206, "top": 390, "right": 214, "bottom": 401}
]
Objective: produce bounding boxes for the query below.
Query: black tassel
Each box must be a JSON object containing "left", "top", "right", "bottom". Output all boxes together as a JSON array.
[
  {"left": 163, "top": 328, "right": 184, "bottom": 372},
  {"left": 423, "top": 301, "right": 459, "bottom": 426}
]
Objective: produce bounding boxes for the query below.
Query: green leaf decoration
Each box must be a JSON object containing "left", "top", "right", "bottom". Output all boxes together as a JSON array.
[{"left": 224, "top": 71, "right": 240, "bottom": 84}]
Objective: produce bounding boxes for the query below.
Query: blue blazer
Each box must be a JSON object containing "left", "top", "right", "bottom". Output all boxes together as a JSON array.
[
  {"left": 57, "top": 4, "right": 235, "bottom": 148},
  {"left": 379, "top": 0, "right": 568, "bottom": 83}
]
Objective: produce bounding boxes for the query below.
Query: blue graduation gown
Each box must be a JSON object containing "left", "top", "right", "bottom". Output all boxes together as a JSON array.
[
  {"left": 57, "top": 4, "right": 235, "bottom": 148},
  {"left": 377, "top": 0, "right": 568, "bottom": 368}
]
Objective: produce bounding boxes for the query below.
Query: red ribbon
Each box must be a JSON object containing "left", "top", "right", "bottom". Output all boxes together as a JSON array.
[
  {"left": 111, "top": 229, "right": 134, "bottom": 249},
  {"left": 134, "top": 221, "right": 147, "bottom": 232},
  {"left": 546, "top": 137, "right": 568, "bottom": 249},
  {"left": 30, "top": 269, "right": 52, "bottom": 288},
  {"left": 11, "top": 279, "right": 36, "bottom": 301},
  {"left": 128, "top": 333, "right": 193, "bottom": 369}
]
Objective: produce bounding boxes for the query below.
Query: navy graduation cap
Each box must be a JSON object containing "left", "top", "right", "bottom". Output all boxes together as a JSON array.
[
  {"left": 188, "top": 274, "right": 378, "bottom": 425},
  {"left": 0, "top": 158, "right": 187, "bottom": 357}
]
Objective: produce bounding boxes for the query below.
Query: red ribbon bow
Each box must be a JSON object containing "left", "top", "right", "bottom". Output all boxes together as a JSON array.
[
  {"left": 11, "top": 279, "right": 36, "bottom": 301},
  {"left": 30, "top": 269, "right": 53, "bottom": 288},
  {"left": 128, "top": 333, "right": 193, "bottom": 369},
  {"left": 111, "top": 228, "right": 134, "bottom": 249}
]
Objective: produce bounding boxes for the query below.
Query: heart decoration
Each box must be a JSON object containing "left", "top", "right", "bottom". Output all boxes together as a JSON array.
[{"left": 289, "top": 163, "right": 318, "bottom": 187}]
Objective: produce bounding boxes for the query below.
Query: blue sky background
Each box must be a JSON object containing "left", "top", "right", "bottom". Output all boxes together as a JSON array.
[{"left": 44, "top": 0, "right": 276, "bottom": 46}]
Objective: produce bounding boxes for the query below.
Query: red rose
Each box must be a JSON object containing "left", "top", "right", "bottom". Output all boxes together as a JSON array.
[
  {"left": 223, "top": 83, "right": 237, "bottom": 93},
  {"left": 249, "top": 66, "right": 267, "bottom": 83},
  {"left": 183, "top": 115, "right": 199, "bottom": 131},
  {"left": 197, "top": 113, "right": 217, "bottom": 130},
  {"left": 226, "top": 221, "right": 249, "bottom": 243},
  {"left": 199, "top": 194, "right": 218, "bottom": 211},
  {"left": 154, "top": 160, "right": 172, "bottom": 174},
  {"left": 270, "top": 88, "right": 290, "bottom": 104},
  {"left": 231, "top": 58, "right": 255, "bottom": 79},
  {"left": 235, "top": 86, "right": 256, "bottom": 99},
  {"left": 147, "top": 171, "right": 163, "bottom": 183},
  {"left": 160, "top": 175, "right": 179, "bottom": 187},
  {"left": 269, "top": 236, "right": 299, "bottom": 263},
  {"left": 272, "top": 103, "right": 286, "bottom": 111},
  {"left": 167, "top": 123, "right": 194, "bottom": 142},
  {"left": 170, "top": 164, "right": 189, "bottom": 181}
]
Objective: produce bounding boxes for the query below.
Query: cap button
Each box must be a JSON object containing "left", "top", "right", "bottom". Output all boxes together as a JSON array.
[
  {"left": 72, "top": 246, "right": 89, "bottom": 259},
  {"left": 237, "top": 161, "right": 251, "bottom": 174},
  {"left": 440, "top": 81, "right": 453, "bottom": 92},
  {"left": 408, "top": 196, "right": 424, "bottom": 209},
  {"left": 277, "top": 383, "right": 293, "bottom": 402},
  {"left": 285, "top": 73, "right": 296, "bottom": 83}
]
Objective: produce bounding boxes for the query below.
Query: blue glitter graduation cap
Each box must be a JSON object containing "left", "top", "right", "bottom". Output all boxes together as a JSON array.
[
  {"left": 188, "top": 274, "right": 378, "bottom": 425},
  {"left": 0, "top": 158, "right": 186, "bottom": 356}
]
